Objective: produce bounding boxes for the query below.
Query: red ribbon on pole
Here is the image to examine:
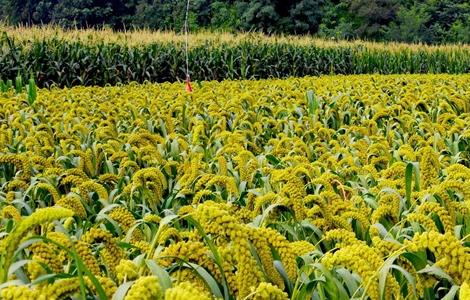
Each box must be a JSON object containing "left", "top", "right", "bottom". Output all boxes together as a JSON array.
[{"left": 185, "top": 75, "right": 193, "bottom": 93}]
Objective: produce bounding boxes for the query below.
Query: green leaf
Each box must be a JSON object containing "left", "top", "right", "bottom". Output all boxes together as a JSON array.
[
  {"left": 113, "top": 281, "right": 134, "bottom": 300},
  {"left": 442, "top": 285, "right": 459, "bottom": 300},
  {"left": 306, "top": 89, "right": 318, "bottom": 117},
  {"left": 6, "top": 79, "right": 13, "bottom": 90},
  {"left": 28, "top": 235, "right": 108, "bottom": 299},
  {"left": 0, "top": 280, "right": 24, "bottom": 290},
  {"left": 15, "top": 75, "right": 23, "bottom": 94},
  {"left": 300, "top": 220, "right": 324, "bottom": 239},
  {"left": 411, "top": 162, "right": 420, "bottom": 191},
  {"left": 266, "top": 154, "right": 281, "bottom": 166},
  {"left": 27, "top": 78, "right": 37, "bottom": 106},
  {"left": 159, "top": 214, "right": 179, "bottom": 228},
  {"left": 14, "top": 238, "right": 43, "bottom": 258},
  {"left": 310, "top": 263, "right": 346, "bottom": 299},
  {"left": 8, "top": 259, "right": 31, "bottom": 277},
  {"left": 30, "top": 273, "right": 58, "bottom": 285},
  {"left": 274, "top": 260, "right": 293, "bottom": 295},
  {"left": 0, "top": 79, "right": 6, "bottom": 93},
  {"left": 253, "top": 203, "right": 281, "bottom": 227},
  {"left": 185, "top": 216, "right": 230, "bottom": 300},
  {"left": 418, "top": 265, "right": 454, "bottom": 283},
  {"left": 379, "top": 256, "right": 416, "bottom": 300},
  {"left": 402, "top": 252, "right": 427, "bottom": 270},
  {"left": 76, "top": 257, "right": 108, "bottom": 300},
  {"left": 184, "top": 262, "right": 223, "bottom": 298},
  {"left": 335, "top": 268, "right": 359, "bottom": 295},
  {"left": 405, "top": 163, "right": 413, "bottom": 204},
  {"left": 145, "top": 260, "right": 172, "bottom": 291}
]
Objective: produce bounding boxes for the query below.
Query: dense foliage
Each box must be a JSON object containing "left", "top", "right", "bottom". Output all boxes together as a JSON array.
[
  {"left": 0, "top": 74, "right": 470, "bottom": 299},
  {"left": 1, "top": 29, "right": 470, "bottom": 88},
  {"left": 1, "top": 0, "right": 470, "bottom": 44}
]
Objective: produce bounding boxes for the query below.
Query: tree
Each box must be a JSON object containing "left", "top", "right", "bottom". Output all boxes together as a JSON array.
[
  {"left": 420, "top": 0, "right": 470, "bottom": 43},
  {"left": 448, "top": 18, "right": 470, "bottom": 43},
  {"left": 347, "top": 0, "right": 399, "bottom": 39},
  {"left": 384, "top": 6, "right": 431, "bottom": 43},
  {"left": 318, "top": 0, "right": 359, "bottom": 39},
  {"left": 32, "top": 1, "right": 57, "bottom": 24},
  {"left": 132, "top": 0, "right": 200, "bottom": 31},
  {"left": 210, "top": 1, "right": 239, "bottom": 30},
  {"left": 2, "top": 0, "right": 43, "bottom": 24},
  {"left": 236, "top": 0, "right": 280, "bottom": 33},
  {"left": 284, "top": 0, "right": 326, "bottom": 33},
  {"left": 51, "top": 0, "right": 135, "bottom": 28}
]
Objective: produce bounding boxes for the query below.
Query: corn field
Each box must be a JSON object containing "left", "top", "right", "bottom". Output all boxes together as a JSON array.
[
  {"left": 1, "top": 27, "right": 470, "bottom": 87},
  {"left": 0, "top": 74, "right": 469, "bottom": 299}
]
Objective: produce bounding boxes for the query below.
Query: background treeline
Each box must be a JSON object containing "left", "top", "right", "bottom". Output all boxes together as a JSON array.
[{"left": 0, "top": 0, "right": 470, "bottom": 44}]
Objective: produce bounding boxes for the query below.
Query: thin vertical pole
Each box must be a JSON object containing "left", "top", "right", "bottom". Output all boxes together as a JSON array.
[{"left": 184, "top": 0, "right": 191, "bottom": 82}]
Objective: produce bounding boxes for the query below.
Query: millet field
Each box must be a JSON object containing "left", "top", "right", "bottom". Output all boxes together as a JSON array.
[{"left": 0, "top": 28, "right": 470, "bottom": 300}]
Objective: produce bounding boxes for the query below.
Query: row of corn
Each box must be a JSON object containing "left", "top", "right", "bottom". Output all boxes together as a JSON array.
[
  {"left": 1, "top": 28, "right": 470, "bottom": 88},
  {"left": 6, "top": 25, "right": 470, "bottom": 50},
  {"left": 0, "top": 74, "right": 469, "bottom": 299}
]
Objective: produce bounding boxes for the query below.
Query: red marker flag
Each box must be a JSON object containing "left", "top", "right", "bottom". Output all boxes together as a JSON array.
[{"left": 185, "top": 76, "right": 193, "bottom": 93}]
